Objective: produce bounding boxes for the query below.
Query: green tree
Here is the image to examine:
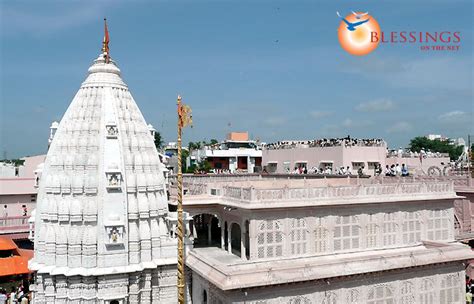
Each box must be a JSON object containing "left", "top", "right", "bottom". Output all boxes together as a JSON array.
[
  {"left": 210, "top": 139, "right": 218, "bottom": 145},
  {"left": 408, "top": 136, "right": 463, "bottom": 160},
  {"left": 154, "top": 132, "right": 163, "bottom": 150},
  {"left": 181, "top": 149, "right": 189, "bottom": 172}
]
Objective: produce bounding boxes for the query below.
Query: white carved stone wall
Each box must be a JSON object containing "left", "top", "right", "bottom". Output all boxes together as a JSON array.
[
  {"left": 249, "top": 201, "right": 453, "bottom": 260},
  {"left": 192, "top": 263, "right": 465, "bottom": 304}
]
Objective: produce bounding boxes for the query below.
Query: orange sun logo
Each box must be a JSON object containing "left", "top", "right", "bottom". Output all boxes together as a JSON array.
[{"left": 337, "top": 11, "right": 381, "bottom": 56}]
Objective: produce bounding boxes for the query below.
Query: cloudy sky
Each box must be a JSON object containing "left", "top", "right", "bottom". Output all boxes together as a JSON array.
[{"left": 1, "top": 0, "right": 472, "bottom": 158}]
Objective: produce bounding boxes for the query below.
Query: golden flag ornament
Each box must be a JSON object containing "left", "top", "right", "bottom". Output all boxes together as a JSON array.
[{"left": 178, "top": 103, "right": 193, "bottom": 128}]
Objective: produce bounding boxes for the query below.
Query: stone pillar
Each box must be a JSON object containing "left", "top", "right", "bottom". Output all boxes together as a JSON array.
[
  {"left": 139, "top": 219, "right": 152, "bottom": 262},
  {"left": 221, "top": 225, "right": 225, "bottom": 249},
  {"left": 82, "top": 277, "right": 97, "bottom": 303},
  {"left": 67, "top": 276, "right": 82, "bottom": 302},
  {"left": 139, "top": 270, "right": 152, "bottom": 304},
  {"left": 55, "top": 275, "right": 67, "bottom": 304},
  {"left": 241, "top": 224, "right": 246, "bottom": 259},
  {"left": 68, "top": 224, "right": 82, "bottom": 268},
  {"left": 45, "top": 224, "right": 56, "bottom": 265},
  {"left": 129, "top": 220, "right": 140, "bottom": 264},
  {"left": 129, "top": 272, "right": 141, "bottom": 304},
  {"left": 82, "top": 225, "right": 97, "bottom": 268},
  {"left": 151, "top": 271, "right": 160, "bottom": 303},
  {"left": 207, "top": 217, "right": 212, "bottom": 245},
  {"left": 228, "top": 224, "right": 232, "bottom": 254},
  {"left": 44, "top": 275, "right": 55, "bottom": 304},
  {"left": 150, "top": 217, "right": 161, "bottom": 260},
  {"left": 56, "top": 225, "right": 68, "bottom": 267}
]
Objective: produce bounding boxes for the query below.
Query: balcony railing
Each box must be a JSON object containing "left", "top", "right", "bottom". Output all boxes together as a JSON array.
[
  {"left": 220, "top": 181, "right": 454, "bottom": 203},
  {"left": 0, "top": 216, "right": 30, "bottom": 233}
]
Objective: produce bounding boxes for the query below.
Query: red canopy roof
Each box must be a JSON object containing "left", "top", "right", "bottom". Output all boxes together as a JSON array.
[
  {"left": 0, "top": 237, "right": 32, "bottom": 276},
  {"left": 0, "top": 238, "right": 17, "bottom": 251}
]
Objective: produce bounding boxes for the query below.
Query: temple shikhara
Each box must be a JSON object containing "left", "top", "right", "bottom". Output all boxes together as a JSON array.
[
  {"left": 29, "top": 22, "right": 183, "bottom": 303},
  {"left": 22, "top": 21, "right": 474, "bottom": 304}
]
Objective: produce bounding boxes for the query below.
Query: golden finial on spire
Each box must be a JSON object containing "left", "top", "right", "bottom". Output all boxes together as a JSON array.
[{"left": 102, "top": 18, "right": 110, "bottom": 63}]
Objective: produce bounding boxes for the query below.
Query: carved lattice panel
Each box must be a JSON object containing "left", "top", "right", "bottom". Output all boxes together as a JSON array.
[
  {"left": 334, "top": 215, "right": 360, "bottom": 251},
  {"left": 314, "top": 217, "right": 328, "bottom": 253},
  {"left": 257, "top": 220, "right": 283, "bottom": 259},
  {"left": 440, "top": 274, "right": 461, "bottom": 304},
  {"left": 400, "top": 281, "right": 415, "bottom": 304},
  {"left": 419, "top": 278, "right": 435, "bottom": 304},
  {"left": 383, "top": 213, "right": 397, "bottom": 246},
  {"left": 290, "top": 218, "right": 307, "bottom": 255},
  {"left": 402, "top": 212, "right": 421, "bottom": 244}
]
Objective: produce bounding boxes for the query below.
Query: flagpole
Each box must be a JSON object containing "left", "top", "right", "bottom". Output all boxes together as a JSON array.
[{"left": 176, "top": 95, "right": 185, "bottom": 304}]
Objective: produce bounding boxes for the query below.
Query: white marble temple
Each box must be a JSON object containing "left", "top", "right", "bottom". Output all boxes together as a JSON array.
[{"left": 29, "top": 50, "right": 180, "bottom": 303}]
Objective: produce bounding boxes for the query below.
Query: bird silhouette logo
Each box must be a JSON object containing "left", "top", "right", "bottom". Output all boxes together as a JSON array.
[{"left": 337, "top": 11, "right": 381, "bottom": 56}]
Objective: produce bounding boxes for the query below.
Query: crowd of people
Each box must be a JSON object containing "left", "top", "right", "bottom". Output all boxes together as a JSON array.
[
  {"left": 264, "top": 137, "right": 386, "bottom": 150},
  {"left": 466, "top": 276, "right": 474, "bottom": 303},
  {"left": 384, "top": 164, "right": 409, "bottom": 177},
  {"left": 287, "top": 165, "right": 361, "bottom": 176},
  {"left": 387, "top": 148, "right": 448, "bottom": 159},
  {"left": 0, "top": 284, "right": 29, "bottom": 304}
]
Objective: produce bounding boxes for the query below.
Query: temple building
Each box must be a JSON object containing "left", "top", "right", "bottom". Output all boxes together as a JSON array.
[
  {"left": 28, "top": 23, "right": 182, "bottom": 303},
  {"left": 178, "top": 174, "right": 474, "bottom": 303}
]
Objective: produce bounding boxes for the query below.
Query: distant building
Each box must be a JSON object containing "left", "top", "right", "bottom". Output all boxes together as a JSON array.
[
  {"left": 263, "top": 137, "right": 453, "bottom": 176},
  {"left": 263, "top": 138, "right": 386, "bottom": 175},
  {"left": 0, "top": 155, "right": 45, "bottom": 239},
  {"left": 190, "top": 132, "right": 262, "bottom": 173},
  {"left": 426, "top": 134, "right": 444, "bottom": 141}
]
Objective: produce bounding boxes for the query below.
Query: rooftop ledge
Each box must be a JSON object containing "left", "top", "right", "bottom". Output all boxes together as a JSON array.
[
  {"left": 29, "top": 257, "right": 177, "bottom": 277},
  {"left": 182, "top": 181, "right": 458, "bottom": 209},
  {"left": 186, "top": 241, "right": 474, "bottom": 290}
]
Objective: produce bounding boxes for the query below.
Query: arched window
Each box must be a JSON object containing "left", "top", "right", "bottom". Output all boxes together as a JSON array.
[
  {"left": 290, "top": 218, "right": 307, "bottom": 255},
  {"left": 230, "top": 223, "right": 241, "bottom": 257},
  {"left": 419, "top": 279, "right": 435, "bottom": 304},
  {"left": 257, "top": 220, "right": 283, "bottom": 258},
  {"left": 400, "top": 281, "right": 415, "bottom": 304},
  {"left": 367, "top": 285, "right": 394, "bottom": 304},
  {"left": 440, "top": 274, "right": 461, "bottom": 303}
]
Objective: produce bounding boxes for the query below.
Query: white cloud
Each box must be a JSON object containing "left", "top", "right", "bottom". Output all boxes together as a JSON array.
[
  {"left": 438, "top": 110, "right": 471, "bottom": 123},
  {"left": 387, "top": 121, "right": 412, "bottom": 133},
  {"left": 355, "top": 99, "right": 395, "bottom": 112},
  {"left": 309, "top": 111, "right": 332, "bottom": 119}
]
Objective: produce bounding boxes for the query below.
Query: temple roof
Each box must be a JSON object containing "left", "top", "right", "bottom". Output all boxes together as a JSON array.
[
  {"left": 30, "top": 30, "right": 175, "bottom": 275},
  {"left": 187, "top": 241, "right": 474, "bottom": 290}
]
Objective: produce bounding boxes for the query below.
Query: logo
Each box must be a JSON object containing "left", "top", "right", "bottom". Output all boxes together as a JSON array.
[
  {"left": 337, "top": 10, "right": 461, "bottom": 55},
  {"left": 337, "top": 11, "right": 381, "bottom": 56}
]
